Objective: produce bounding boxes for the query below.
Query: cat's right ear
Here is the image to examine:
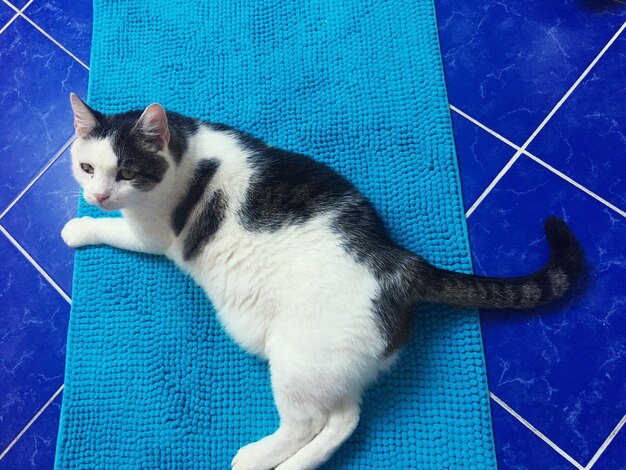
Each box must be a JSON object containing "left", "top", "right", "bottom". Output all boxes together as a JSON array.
[{"left": 70, "top": 93, "right": 100, "bottom": 138}]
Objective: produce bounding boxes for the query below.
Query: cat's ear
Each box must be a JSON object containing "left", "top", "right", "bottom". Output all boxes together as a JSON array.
[
  {"left": 133, "top": 103, "right": 170, "bottom": 152},
  {"left": 70, "top": 93, "right": 101, "bottom": 138}
]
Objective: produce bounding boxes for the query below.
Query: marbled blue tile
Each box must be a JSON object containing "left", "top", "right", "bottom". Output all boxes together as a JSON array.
[
  {"left": 25, "top": 0, "right": 93, "bottom": 66},
  {"left": 0, "top": 232, "right": 68, "bottom": 451},
  {"left": 0, "top": 393, "right": 61, "bottom": 470},
  {"left": 490, "top": 398, "right": 576, "bottom": 470},
  {"left": 2, "top": 145, "right": 78, "bottom": 296},
  {"left": 0, "top": 2, "right": 16, "bottom": 27},
  {"left": 468, "top": 155, "right": 626, "bottom": 464},
  {"left": 450, "top": 110, "right": 517, "bottom": 211},
  {"left": 591, "top": 421, "right": 626, "bottom": 470},
  {"left": 435, "top": 0, "right": 626, "bottom": 143},
  {"left": 0, "top": 17, "right": 88, "bottom": 212},
  {"left": 5, "top": 0, "right": 29, "bottom": 10},
  {"left": 529, "top": 34, "right": 626, "bottom": 210}
]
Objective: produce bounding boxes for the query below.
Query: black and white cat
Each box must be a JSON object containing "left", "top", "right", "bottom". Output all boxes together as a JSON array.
[{"left": 62, "top": 94, "right": 584, "bottom": 470}]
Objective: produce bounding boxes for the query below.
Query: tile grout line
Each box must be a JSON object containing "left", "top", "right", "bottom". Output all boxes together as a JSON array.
[
  {"left": 462, "top": 19, "right": 626, "bottom": 218},
  {"left": 0, "top": 224, "right": 71, "bottom": 304},
  {"left": 0, "top": 135, "right": 76, "bottom": 221},
  {"left": 514, "top": 19, "right": 626, "bottom": 153},
  {"left": 0, "top": 0, "right": 31, "bottom": 35},
  {"left": 450, "top": 104, "right": 521, "bottom": 150},
  {"left": 0, "top": 11, "right": 18, "bottom": 34},
  {"left": 0, "top": 384, "right": 64, "bottom": 461},
  {"left": 450, "top": 106, "right": 626, "bottom": 219},
  {"left": 524, "top": 152, "right": 626, "bottom": 219},
  {"left": 490, "top": 392, "right": 585, "bottom": 470},
  {"left": 464, "top": 150, "right": 522, "bottom": 218},
  {"left": 584, "top": 413, "right": 626, "bottom": 469},
  {"left": 449, "top": 105, "right": 524, "bottom": 220},
  {"left": 2, "top": 0, "right": 89, "bottom": 70}
]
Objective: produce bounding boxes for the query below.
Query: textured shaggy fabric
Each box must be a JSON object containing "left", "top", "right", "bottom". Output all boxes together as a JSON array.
[{"left": 55, "top": 0, "right": 497, "bottom": 468}]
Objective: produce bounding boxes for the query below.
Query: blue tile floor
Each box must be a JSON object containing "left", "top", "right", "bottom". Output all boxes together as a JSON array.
[{"left": 0, "top": 0, "right": 624, "bottom": 468}]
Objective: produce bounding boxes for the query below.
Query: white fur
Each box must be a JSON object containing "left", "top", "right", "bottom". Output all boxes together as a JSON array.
[{"left": 62, "top": 117, "right": 395, "bottom": 470}]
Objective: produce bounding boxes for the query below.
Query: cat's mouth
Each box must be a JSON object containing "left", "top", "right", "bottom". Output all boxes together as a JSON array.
[{"left": 86, "top": 197, "right": 120, "bottom": 212}]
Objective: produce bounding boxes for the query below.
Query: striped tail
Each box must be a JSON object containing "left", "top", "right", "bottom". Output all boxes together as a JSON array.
[{"left": 421, "top": 217, "right": 585, "bottom": 309}]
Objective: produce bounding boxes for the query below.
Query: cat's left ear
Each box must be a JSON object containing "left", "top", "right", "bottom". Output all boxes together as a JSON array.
[
  {"left": 70, "top": 93, "right": 101, "bottom": 138},
  {"left": 133, "top": 103, "right": 170, "bottom": 152}
]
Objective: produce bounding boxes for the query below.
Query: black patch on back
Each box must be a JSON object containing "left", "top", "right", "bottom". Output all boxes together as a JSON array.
[
  {"left": 239, "top": 144, "right": 356, "bottom": 232},
  {"left": 172, "top": 159, "right": 220, "bottom": 235},
  {"left": 183, "top": 189, "right": 227, "bottom": 261}
]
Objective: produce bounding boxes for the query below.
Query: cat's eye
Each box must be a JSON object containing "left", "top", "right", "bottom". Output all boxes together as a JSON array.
[
  {"left": 118, "top": 169, "right": 136, "bottom": 180},
  {"left": 80, "top": 163, "right": 94, "bottom": 174}
]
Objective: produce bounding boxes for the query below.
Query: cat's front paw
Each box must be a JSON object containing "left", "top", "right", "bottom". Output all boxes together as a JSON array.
[
  {"left": 231, "top": 442, "right": 267, "bottom": 470},
  {"left": 61, "top": 217, "right": 98, "bottom": 248}
]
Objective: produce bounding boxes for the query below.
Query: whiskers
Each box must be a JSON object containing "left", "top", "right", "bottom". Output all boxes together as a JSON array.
[{"left": 58, "top": 189, "right": 83, "bottom": 199}]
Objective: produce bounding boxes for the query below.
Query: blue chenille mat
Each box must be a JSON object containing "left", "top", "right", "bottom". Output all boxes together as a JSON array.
[{"left": 55, "top": 0, "right": 497, "bottom": 468}]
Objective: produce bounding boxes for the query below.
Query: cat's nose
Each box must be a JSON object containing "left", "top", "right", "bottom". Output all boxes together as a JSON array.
[{"left": 94, "top": 193, "right": 110, "bottom": 202}]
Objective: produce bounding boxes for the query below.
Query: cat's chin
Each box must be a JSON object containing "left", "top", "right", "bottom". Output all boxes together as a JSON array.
[
  {"left": 99, "top": 203, "right": 126, "bottom": 212},
  {"left": 86, "top": 199, "right": 124, "bottom": 212}
]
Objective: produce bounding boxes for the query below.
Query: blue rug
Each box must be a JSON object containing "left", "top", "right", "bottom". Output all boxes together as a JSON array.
[{"left": 55, "top": 0, "right": 497, "bottom": 468}]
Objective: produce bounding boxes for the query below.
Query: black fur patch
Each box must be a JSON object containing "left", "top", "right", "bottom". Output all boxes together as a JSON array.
[
  {"left": 85, "top": 108, "right": 199, "bottom": 186},
  {"left": 110, "top": 130, "right": 169, "bottom": 191},
  {"left": 167, "top": 114, "right": 199, "bottom": 164},
  {"left": 239, "top": 144, "right": 355, "bottom": 232},
  {"left": 172, "top": 159, "right": 220, "bottom": 235},
  {"left": 183, "top": 189, "right": 227, "bottom": 261}
]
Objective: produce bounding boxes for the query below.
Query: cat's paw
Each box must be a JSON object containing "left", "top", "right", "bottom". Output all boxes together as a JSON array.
[
  {"left": 61, "top": 217, "right": 98, "bottom": 248},
  {"left": 231, "top": 442, "right": 266, "bottom": 470}
]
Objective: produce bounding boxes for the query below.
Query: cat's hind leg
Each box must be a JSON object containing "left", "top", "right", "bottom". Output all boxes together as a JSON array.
[
  {"left": 276, "top": 398, "right": 360, "bottom": 470},
  {"left": 231, "top": 297, "right": 381, "bottom": 470},
  {"left": 231, "top": 369, "right": 328, "bottom": 470}
]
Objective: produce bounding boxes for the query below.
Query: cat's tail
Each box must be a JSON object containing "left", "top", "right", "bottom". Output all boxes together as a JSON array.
[{"left": 419, "top": 217, "right": 585, "bottom": 309}]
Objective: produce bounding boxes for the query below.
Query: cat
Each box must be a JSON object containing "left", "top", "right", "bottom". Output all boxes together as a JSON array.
[{"left": 62, "top": 94, "right": 584, "bottom": 470}]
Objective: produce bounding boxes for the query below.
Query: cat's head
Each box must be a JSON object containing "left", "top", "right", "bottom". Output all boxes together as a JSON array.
[{"left": 69, "top": 94, "right": 173, "bottom": 212}]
